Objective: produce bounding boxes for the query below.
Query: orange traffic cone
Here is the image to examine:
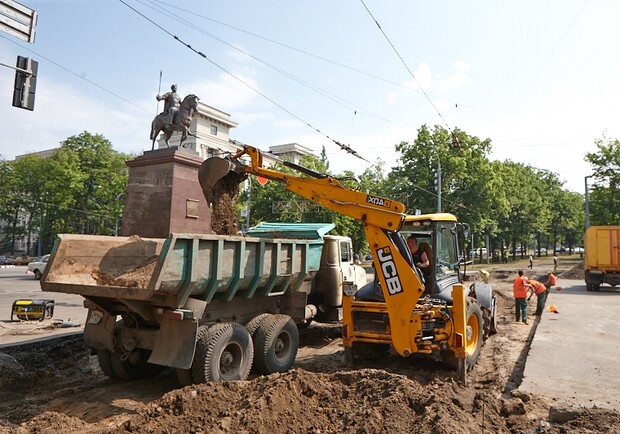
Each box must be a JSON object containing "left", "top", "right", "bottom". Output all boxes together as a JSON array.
[{"left": 547, "top": 305, "right": 559, "bottom": 314}]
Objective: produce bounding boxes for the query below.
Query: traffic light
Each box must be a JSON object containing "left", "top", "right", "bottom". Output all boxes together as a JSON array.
[
  {"left": 12, "top": 55, "right": 38, "bottom": 111},
  {"left": 433, "top": 170, "right": 440, "bottom": 193}
]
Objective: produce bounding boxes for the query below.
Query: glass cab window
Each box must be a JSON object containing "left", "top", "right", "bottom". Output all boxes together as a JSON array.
[{"left": 434, "top": 221, "right": 459, "bottom": 280}]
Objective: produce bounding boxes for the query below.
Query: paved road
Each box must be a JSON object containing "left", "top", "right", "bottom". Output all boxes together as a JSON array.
[
  {"left": 0, "top": 267, "right": 87, "bottom": 347},
  {"left": 520, "top": 279, "right": 620, "bottom": 410}
]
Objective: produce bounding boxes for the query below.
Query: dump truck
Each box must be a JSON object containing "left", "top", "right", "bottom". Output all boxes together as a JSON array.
[
  {"left": 584, "top": 225, "right": 620, "bottom": 291},
  {"left": 201, "top": 146, "right": 497, "bottom": 383},
  {"left": 40, "top": 223, "right": 365, "bottom": 384}
]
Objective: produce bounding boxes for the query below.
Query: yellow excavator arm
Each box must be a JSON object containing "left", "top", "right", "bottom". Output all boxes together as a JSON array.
[{"left": 199, "top": 145, "right": 428, "bottom": 357}]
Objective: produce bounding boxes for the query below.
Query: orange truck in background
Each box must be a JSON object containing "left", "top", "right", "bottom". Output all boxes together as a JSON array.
[{"left": 584, "top": 226, "right": 620, "bottom": 291}]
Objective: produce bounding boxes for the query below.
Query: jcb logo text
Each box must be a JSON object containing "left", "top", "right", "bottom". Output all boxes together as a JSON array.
[{"left": 376, "top": 246, "right": 403, "bottom": 295}]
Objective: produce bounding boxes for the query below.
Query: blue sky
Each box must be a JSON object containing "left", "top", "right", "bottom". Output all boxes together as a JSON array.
[{"left": 0, "top": 0, "right": 617, "bottom": 194}]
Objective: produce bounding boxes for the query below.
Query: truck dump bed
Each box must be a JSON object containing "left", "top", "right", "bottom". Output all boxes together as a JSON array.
[{"left": 41, "top": 232, "right": 326, "bottom": 309}]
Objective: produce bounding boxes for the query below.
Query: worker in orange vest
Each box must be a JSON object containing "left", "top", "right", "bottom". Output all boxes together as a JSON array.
[
  {"left": 545, "top": 271, "right": 558, "bottom": 294},
  {"left": 528, "top": 279, "right": 547, "bottom": 315},
  {"left": 513, "top": 270, "right": 533, "bottom": 324}
]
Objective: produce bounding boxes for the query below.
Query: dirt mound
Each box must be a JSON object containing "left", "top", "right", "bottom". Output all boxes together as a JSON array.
[
  {"left": 111, "top": 369, "right": 500, "bottom": 434},
  {"left": 560, "top": 261, "right": 585, "bottom": 280}
]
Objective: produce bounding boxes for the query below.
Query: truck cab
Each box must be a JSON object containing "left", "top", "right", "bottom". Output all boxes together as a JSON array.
[{"left": 311, "top": 235, "right": 367, "bottom": 322}]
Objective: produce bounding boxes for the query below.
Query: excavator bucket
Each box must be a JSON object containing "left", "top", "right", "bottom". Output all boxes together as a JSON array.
[{"left": 198, "top": 156, "right": 246, "bottom": 205}]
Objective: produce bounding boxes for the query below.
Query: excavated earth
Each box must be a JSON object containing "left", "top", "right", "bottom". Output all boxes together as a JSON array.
[{"left": 1, "top": 263, "right": 619, "bottom": 434}]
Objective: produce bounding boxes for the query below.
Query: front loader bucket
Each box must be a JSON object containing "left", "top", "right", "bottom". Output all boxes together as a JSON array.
[{"left": 198, "top": 156, "right": 246, "bottom": 205}]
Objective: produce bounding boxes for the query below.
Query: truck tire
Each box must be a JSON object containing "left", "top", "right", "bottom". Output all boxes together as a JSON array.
[
  {"left": 245, "top": 313, "right": 272, "bottom": 338},
  {"left": 34, "top": 269, "right": 42, "bottom": 280},
  {"left": 109, "top": 349, "right": 164, "bottom": 380},
  {"left": 192, "top": 322, "right": 253, "bottom": 383},
  {"left": 97, "top": 349, "right": 120, "bottom": 380},
  {"left": 441, "top": 300, "right": 484, "bottom": 372},
  {"left": 586, "top": 283, "right": 593, "bottom": 292},
  {"left": 253, "top": 314, "right": 299, "bottom": 375}
]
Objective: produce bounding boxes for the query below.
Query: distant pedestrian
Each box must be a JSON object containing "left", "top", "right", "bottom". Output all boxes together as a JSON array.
[
  {"left": 528, "top": 254, "right": 533, "bottom": 269},
  {"left": 528, "top": 279, "right": 547, "bottom": 315},
  {"left": 553, "top": 254, "right": 558, "bottom": 273},
  {"left": 513, "top": 270, "right": 533, "bottom": 324}
]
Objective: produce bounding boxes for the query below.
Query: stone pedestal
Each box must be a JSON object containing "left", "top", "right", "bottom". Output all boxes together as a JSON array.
[{"left": 120, "top": 147, "right": 211, "bottom": 238}]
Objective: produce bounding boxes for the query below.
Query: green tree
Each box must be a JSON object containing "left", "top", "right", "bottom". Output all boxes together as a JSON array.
[
  {"left": 59, "top": 131, "right": 129, "bottom": 236},
  {"left": 585, "top": 135, "right": 620, "bottom": 225}
]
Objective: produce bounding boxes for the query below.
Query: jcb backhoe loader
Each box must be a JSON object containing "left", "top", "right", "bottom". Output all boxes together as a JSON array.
[{"left": 200, "top": 145, "right": 496, "bottom": 383}]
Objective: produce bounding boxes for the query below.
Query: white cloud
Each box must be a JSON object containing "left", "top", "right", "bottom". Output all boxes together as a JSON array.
[{"left": 436, "top": 61, "right": 471, "bottom": 95}]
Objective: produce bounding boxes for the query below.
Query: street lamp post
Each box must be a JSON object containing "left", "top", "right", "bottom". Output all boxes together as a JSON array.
[{"left": 584, "top": 176, "right": 592, "bottom": 229}]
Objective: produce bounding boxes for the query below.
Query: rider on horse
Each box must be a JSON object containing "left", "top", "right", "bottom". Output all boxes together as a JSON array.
[{"left": 156, "top": 84, "right": 182, "bottom": 130}]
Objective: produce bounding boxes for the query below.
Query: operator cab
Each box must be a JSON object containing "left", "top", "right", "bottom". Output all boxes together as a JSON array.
[
  {"left": 356, "top": 212, "right": 464, "bottom": 303},
  {"left": 400, "top": 213, "right": 462, "bottom": 302}
]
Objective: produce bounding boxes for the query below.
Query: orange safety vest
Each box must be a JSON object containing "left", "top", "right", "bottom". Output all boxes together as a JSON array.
[
  {"left": 513, "top": 275, "right": 529, "bottom": 298},
  {"left": 547, "top": 273, "right": 557, "bottom": 286},
  {"left": 530, "top": 280, "right": 546, "bottom": 295}
]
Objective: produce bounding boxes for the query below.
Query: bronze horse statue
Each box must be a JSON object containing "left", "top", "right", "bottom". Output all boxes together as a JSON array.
[{"left": 150, "top": 94, "right": 199, "bottom": 150}]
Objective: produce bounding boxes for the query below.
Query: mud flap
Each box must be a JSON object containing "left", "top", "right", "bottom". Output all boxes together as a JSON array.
[
  {"left": 83, "top": 308, "right": 117, "bottom": 351},
  {"left": 148, "top": 318, "right": 198, "bottom": 369},
  {"left": 451, "top": 284, "right": 468, "bottom": 386}
]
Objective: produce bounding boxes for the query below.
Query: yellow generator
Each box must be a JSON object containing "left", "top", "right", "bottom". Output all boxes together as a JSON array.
[{"left": 11, "top": 299, "right": 55, "bottom": 321}]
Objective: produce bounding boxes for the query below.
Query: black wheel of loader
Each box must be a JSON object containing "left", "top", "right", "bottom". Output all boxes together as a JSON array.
[
  {"left": 441, "top": 300, "right": 484, "bottom": 372},
  {"left": 192, "top": 322, "right": 253, "bottom": 383},
  {"left": 253, "top": 314, "right": 299, "bottom": 375},
  {"left": 586, "top": 283, "right": 593, "bottom": 292},
  {"left": 176, "top": 325, "right": 211, "bottom": 386}
]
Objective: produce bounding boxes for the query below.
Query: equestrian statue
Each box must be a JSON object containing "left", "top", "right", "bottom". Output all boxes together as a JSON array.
[{"left": 150, "top": 84, "right": 199, "bottom": 150}]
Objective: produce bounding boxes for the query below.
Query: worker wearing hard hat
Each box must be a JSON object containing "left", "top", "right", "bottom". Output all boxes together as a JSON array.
[{"left": 528, "top": 279, "right": 547, "bottom": 315}]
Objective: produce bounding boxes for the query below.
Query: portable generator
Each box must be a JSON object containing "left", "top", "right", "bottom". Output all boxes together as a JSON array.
[{"left": 11, "top": 299, "right": 55, "bottom": 321}]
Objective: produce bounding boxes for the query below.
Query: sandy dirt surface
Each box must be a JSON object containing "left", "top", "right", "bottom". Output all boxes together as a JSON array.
[{"left": 1, "top": 262, "right": 619, "bottom": 434}]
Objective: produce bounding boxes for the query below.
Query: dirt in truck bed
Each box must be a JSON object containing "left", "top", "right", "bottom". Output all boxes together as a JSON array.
[{"left": 0, "top": 262, "right": 618, "bottom": 434}]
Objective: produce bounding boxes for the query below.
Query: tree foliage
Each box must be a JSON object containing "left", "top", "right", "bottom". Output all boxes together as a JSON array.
[
  {"left": 0, "top": 131, "right": 130, "bottom": 255},
  {"left": 585, "top": 135, "right": 620, "bottom": 225}
]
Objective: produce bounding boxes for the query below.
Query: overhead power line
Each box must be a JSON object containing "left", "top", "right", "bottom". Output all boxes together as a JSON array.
[
  {"left": 359, "top": 0, "right": 462, "bottom": 150},
  {"left": 0, "top": 34, "right": 151, "bottom": 115},
  {"left": 119, "top": 0, "right": 369, "bottom": 162}
]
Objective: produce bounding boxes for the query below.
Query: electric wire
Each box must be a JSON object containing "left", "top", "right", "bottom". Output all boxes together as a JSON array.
[
  {"left": 134, "top": 0, "right": 396, "bottom": 126},
  {"left": 510, "top": 0, "right": 590, "bottom": 112},
  {"left": 0, "top": 34, "right": 152, "bottom": 115},
  {"left": 359, "top": 0, "right": 461, "bottom": 149},
  {"left": 119, "top": 0, "right": 369, "bottom": 161}
]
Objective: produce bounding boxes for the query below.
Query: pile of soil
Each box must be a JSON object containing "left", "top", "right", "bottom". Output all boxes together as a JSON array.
[
  {"left": 1, "top": 267, "right": 620, "bottom": 433},
  {"left": 210, "top": 172, "right": 245, "bottom": 236},
  {"left": 559, "top": 261, "right": 585, "bottom": 280}
]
